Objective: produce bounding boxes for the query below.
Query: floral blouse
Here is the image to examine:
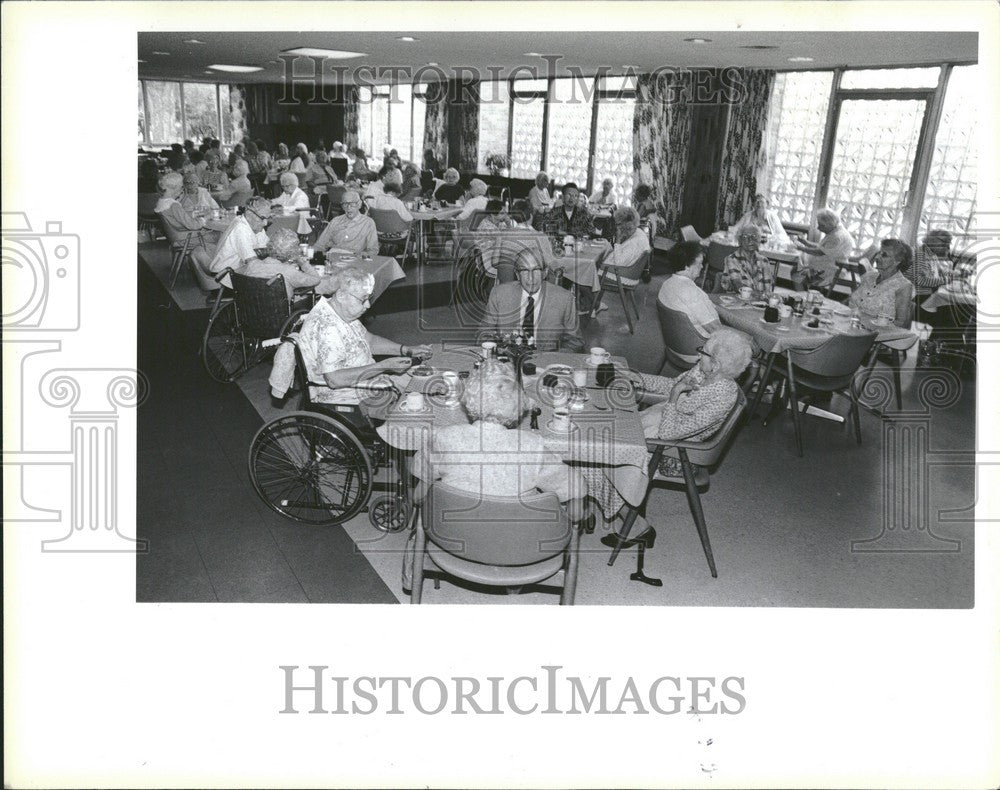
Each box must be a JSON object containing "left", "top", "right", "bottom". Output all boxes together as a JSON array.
[
  {"left": 296, "top": 298, "right": 374, "bottom": 404},
  {"left": 721, "top": 248, "right": 774, "bottom": 294},
  {"left": 849, "top": 271, "right": 914, "bottom": 327}
]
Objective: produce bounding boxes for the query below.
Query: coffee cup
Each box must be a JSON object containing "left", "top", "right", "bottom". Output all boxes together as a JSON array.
[
  {"left": 481, "top": 341, "right": 497, "bottom": 357},
  {"left": 739, "top": 286, "right": 753, "bottom": 300},
  {"left": 572, "top": 369, "right": 588, "bottom": 387},
  {"left": 763, "top": 305, "right": 780, "bottom": 323},
  {"left": 779, "top": 304, "right": 792, "bottom": 319},
  {"left": 589, "top": 347, "right": 611, "bottom": 365},
  {"left": 552, "top": 408, "right": 571, "bottom": 432}
]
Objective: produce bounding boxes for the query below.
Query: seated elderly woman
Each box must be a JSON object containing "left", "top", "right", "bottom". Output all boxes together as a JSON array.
[
  {"left": 225, "top": 159, "right": 253, "bottom": 205},
  {"left": 408, "top": 362, "right": 588, "bottom": 521},
  {"left": 588, "top": 206, "right": 651, "bottom": 315},
  {"left": 305, "top": 150, "right": 341, "bottom": 194},
  {"left": 245, "top": 140, "right": 272, "bottom": 176},
  {"left": 272, "top": 172, "right": 310, "bottom": 211},
  {"left": 849, "top": 238, "right": 915, "bottom": 328},
  {"left": 400, "top": 163, "right": 422, "bottom": 201},
  {"left": 632, "top": 184, "right": 658, "bottom": 238},
  {"left": 433, "top": 168, "right": 465, "bottom": 205},
  {"left": 313, "top": 188, "right": 379, "bottom": 256},
  {"left": 200, "top": 151, "right": 230, "bottom": 193},
  {"left": 289, "top": 142, "right": 311, "bottom": 174},
  {"left": 912, "top": 229, "right": 954, "bottom": 298},
  {"left": 586, "top": 328, "right": 753, "bottom": 546},
  {"left": 720, "top": 225, "right": 775, "bottom": 296},
  {"left": 295, "top": 267, "right": 432, "bottom": 411},
  {"left": 657, "top": 241, "right": 722, "bottom": 338},
  {"left": 528, "top": 172, "right": 554, "bottom": 215},
  {"left": 239, "top": 227, "right": 321, "bottom": 302},
  {"left": 456, "top": 178, "right": 489, "bottom": 221},
  {"left": 589, "top": 177, "right": 617, "bottom": 206},
  {"left": 178, "top": 171, "right": 220, "bottom": 213},
  {"left": 732, "top": 194, "right": 789, "bottom": 247},
  {"left": 154, "top": 172, "right": 208, "bottom": 238},
  {"left": 273, "top": 142, "right": 292, "bottom": 172},
  {"left": 351, "top": 147, "right": 372, "bottom": 180}
]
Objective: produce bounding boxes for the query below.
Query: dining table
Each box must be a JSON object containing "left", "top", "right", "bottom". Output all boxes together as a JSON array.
[
  {"left": 920, "top": 279, "right": 977, "bottom": 313},
  {"left": 203, "top": 208, "right": 321, "bottom": 239},
  {"left": 408, "top": 204, "right": 464, "bottom": 265},
  {"left": 376, "top": 345, "right": 653, "bottom": 513},
  {"left": 558, "top": 238, "right": 612, "bottom": 292},
  {"left": 311, "top": 253, "right": 405, "bottom": 302}
]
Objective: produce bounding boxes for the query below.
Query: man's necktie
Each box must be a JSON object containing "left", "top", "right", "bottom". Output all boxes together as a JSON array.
[{"left": 522, "top": 294, "right": 535, "bottom": 338}]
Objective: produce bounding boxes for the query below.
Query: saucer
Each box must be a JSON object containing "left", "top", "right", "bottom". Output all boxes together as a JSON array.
[
  {"left": 409, "top": 366, "right": 434, "bottom": 377},
  {"left": 759, "top": 317, "right": 782, "bottom": 324},
  {"left": 750, "top": 301, "right": 768, "bottom": 309},
  {"left": 776, "top": 325, "right": 791, "bottom": 332},
  {"left": 569, "top": 393, "right": 590, "bottom": 410},
  {"left": 545, "top": 419, "right": 578, "bottom": 434},
  {"left": 585, "top": 357, "right": 612, "bottom": 367}
]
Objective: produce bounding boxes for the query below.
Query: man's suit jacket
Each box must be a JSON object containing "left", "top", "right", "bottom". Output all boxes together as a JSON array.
[{"left": 480, "top": 282, "right": 584, "bottom": 353}]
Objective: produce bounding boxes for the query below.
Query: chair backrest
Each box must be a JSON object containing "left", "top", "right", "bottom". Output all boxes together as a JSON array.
[
  {"left": 221, "top": 188, "right": 252, "bottom": 210},
  {"left": 296, "top": 172, "right": 309, "bottom": 190},
  {"left": 138, "top": 192, "right": 160, "bottom": 216},
  {"left": 827, "top": 260, "right": 864, "bottom": 298},
  {"left": 368, "top": 206, "right": 411, "bottom": 235},
  {"left": 680, "top": 225, "right": 701, "bottom": 242},
  {"left": 606, "top": 249, "right": 650, "bottom": 282},
  {"left": 425, "top": 481, "right": 571, "bottom": 566},
  {"left": 705, "top": 240, "right": 737, "bottom": 274},
  {"left": 789, "top": 331, "right": 878, "bottom": 379},
  {"left": 657, "top": 300, "right": 704, "bottom": 371},
  {"left": 330, "top": 158, "right": 349, "bottom": 180},
  {"left": 662, "top": 389, "right": 748, "bottom": 468},
  {"left": 229, "top": 270, "right": 291, "bottom": 339},
  {"left": 326, "top": 184, "right": 347, "bottom": 213},
  {"left": 592, "top": 213, "right": 616, "bottom": 241}
]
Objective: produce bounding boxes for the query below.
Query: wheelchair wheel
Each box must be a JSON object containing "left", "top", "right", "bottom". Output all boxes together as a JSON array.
[
  {"left": 368, "top": 494, "right": 412, "bottom": 533},
  {"left": 248, "top": 412, "right": 373, "bottom": 526},
  {"left": 202, "top": 301, "right": 256, "bottom": 383}
]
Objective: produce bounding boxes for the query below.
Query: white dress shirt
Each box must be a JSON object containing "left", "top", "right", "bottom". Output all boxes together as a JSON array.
[
  {"left": 458, "top": 194, "right": 490, "bottom": 221},
  {"left": 273, "top": 187, "right": 310, "bottom": 210},
  {"left": 209, "top": 214, "right": 269, "bottom": 286},
  {"left": 368, "top": 193, "right": 413, "bottom": 222}
]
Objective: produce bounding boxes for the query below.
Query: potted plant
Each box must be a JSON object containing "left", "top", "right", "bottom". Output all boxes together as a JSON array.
[{"left": 484, "top": 152, "right": 510, "bottom": 177}]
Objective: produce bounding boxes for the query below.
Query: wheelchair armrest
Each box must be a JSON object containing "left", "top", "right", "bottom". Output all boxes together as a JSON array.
[{"left": 214, "top": 266, "right": 235, "bottom": 284}]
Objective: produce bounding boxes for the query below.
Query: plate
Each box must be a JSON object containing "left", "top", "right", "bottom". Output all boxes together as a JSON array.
[
  {"left": 776, "top": 325, "right": 791, "bottom": 332},
  {"left": 544, "top": 419, "right": 578, "bottom": 434},
  {"left": 833, "top": 308, "right": 851, "bottom": 317},
  {"left": 584, "top": 357, "right": 613, "bottom": 368},
  {"left": 750, "top": 301, "right": 768, "bottom": 309},
  {"left": 543, "top": 364, "right": 573, "bottom": 375},
  {"left": 718, "top": 296, "right": 738, "bottom": 306},
  {"left": 409, "top": 366, "right": 434, "bottom": 377},
  {"left": 569, "top": 392, "right": 590, "bottom": 410},
  {"left": 759, "top": 316, "right": 783, "bottom": 325}
]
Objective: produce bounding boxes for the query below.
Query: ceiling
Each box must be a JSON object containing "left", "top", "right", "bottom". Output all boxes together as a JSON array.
[{"left": 138, "top": 30, "right": 978, "bottom": 84}]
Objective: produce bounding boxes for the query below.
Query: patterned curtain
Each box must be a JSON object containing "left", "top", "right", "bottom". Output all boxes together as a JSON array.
[
  {"left": 450, "top": 79, "right": 480, "bottom": 172},
  {"left": 228, "top": 85, "right": 249, "bottom": 142},
  {"left": 633, "top": 71, "right": 694, "bottom": 238},
  {"left": 716, "top": 69, "right": 776, "bottom": 227},
  {"left": 423, "top": 81, "right": 449, "bottom": 167},
  {"left": 344, "top": 85, "right": 360, "bottom": 152}
]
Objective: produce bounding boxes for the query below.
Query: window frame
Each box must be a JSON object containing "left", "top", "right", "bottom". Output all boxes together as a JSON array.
[{"left": 138, "top": 79, "right": 226, "bottom": 148}]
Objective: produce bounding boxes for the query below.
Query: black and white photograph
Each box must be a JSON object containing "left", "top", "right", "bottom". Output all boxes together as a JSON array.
[{"left": 4, "top": 2, "right": 999, "bottom": 787}]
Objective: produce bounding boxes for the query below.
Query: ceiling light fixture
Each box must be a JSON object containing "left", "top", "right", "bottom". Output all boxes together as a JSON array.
[
  {"left": 281, "top": 47, "right": 367, "bottom": 59},
  {"left": 524, "top": 52, "right": 542, "bottom": 57},
  {"left": 152, "top": 51, "right": 170, "bottom": 55},
  {"left": 787, "top": 56, "right": 814, "bottom": 62},
  {"left": 683, "top": 38, "right": 712, "bottom": 44},
  {"left": 397, "top": 36, "right": 418, "bottom": 42},
  {"left": 427, "top": 61, "right": 438, "bottom": 66},
  {"left": 208, "top": 64, "right": 265, "bottom": 73},
  {"left": 184, "top": 39, "right": 206, "bottom": 45},
  {"left": 740, "top": 45, "right": 779, "bottom": 50},
  {"left": 138, "top": 59, "right": 147, "bottom": 64}
]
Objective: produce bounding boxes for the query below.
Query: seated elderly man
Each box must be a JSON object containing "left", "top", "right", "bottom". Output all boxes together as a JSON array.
[
  {"left": 849, "top": 238, "right": 915, "bottom": 328},
  {"left": 368, "top": 181, "right": 413, "bottom": 221},
  {"left": 542, "top": 182, "right": 594, "bottom": 238},
  {"left": 363, "top": 164, "right": 403, "bottom": 200},
  {"left": 313, "top": 188, "right": 379, "bottom": 256},
  {"left": 456, "top": 178, "right": 490, "bottom": 221},
  {"left": 480, "top": 249, "right": 584, "bottom": 352},
  {"left": 179, "top": 171, "right": 220, "bottom": 213},
  {"left": 720, "top": 225, "right": 774, "bottom": 296},
  {"left": 208, "top": 195, "right": 271, "bottom": 282},
  {"left": 240, "top": 227, "right": 321, "bottom": 302},
  {"left": 792, "top": 207, "right": 855, "bottom": 290},
  {"left": 408, "top": 363, "right": 588, "bottom": 521},
  {"left": 272, "top": 172, "right": 310, "bottom": 211},
  {"left": 295, "top": 267, "right": 431, "bottom": 411}
]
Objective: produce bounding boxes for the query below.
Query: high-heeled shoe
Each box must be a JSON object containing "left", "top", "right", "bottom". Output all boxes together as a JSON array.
[{"left": 601, "top": 526, "right": 656, "bottom": 550}]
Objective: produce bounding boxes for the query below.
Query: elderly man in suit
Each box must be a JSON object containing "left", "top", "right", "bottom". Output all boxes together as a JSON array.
[{"left": 479, "top": 249, "right": 584, "bottom": 352}]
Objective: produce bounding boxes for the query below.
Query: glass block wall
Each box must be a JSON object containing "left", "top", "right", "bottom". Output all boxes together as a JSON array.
[
  {"left": 356, "top": 87, "right": 372, "bottom": 156},
  {"left": 920, "top": 64, "right": 979, "bottom": 237},
  {"left": 827, "top": 98, "right": 926, "bottom": 245},
  {"left": 545, "top": 78, "right": 593, "bottom": 186},
  {"left": 764, "top": 71, "right": 834, "bottom": 225},
  {"left": 593, "top": 98, "right": 636, "bottom": 202},
  {"left": 510, "top": 96, "right": 545, "bottom": 179},
  {"left": 477, "top": 80, "right": 510, "bottom": 173}
]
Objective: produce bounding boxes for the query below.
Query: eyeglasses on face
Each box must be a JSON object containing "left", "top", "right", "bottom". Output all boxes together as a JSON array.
[
  {"left": 516, "top": 267, "right": 544, "bottom": 275},
  {"left": 246, "top": 208, "right": 272, "bottom": 225},
  {"left": 342, "top": 200, "right": 361, "bottom": 207},
  {"left": 695, "top": 346, "right": 714, "bottom": 359}
]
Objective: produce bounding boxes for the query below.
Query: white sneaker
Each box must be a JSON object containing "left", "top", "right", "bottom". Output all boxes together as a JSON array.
[{"left": 592, "top": 303, "right": 609, "bottom": 316}]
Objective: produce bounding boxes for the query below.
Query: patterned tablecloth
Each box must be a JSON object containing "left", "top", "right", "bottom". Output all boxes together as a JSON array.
[
  {"left": 314, "top": 255, "right": 405, "bottom": 302},
  {"left": 557, "top": 239, "right": 611, "bottom": 291},
  {"left": 920, "top": 282, "right": 977, "bottom": 313},
  {"left": 376, "top": 346, "right": 651, "bottom": 507}
]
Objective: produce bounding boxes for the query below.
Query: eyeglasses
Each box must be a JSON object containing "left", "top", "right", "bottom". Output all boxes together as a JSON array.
[
  {"left": 346, "top": 291, "right": 372, "bottom": 308},
  {"left": 695, "top": 346, "right": 713, "bottom": 359},
  {"left": 342, "top": 200, "right": 361, "bottom": 207},
  {"left": 516, "top": 267, "right": 543, "bottom": 275},
  {"left": 246, "top": 208, "right": 272, "bottom": 227}
]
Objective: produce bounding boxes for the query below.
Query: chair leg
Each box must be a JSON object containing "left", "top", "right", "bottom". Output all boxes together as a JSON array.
[
  {"left": 851, "top": 391, "right": 863, "bottom": 445},
  {"left": 606, "top": 506, "right": 639, "bottom": 568},
  {"left": 410, "top": 517, "right": 426, "bottom": 604},
  {"left": 890, "top": 349, "right": 902, "bottom": 411},
  {"left": 591, "top": 287, "right": 606, "bottom": 316},
  {"left": 679, "top": 449, "right": 717, "bottom": 578},
  {"left": 747, "top": 352, "right": 776, "bottom": 423},
  {"left": 785, "top": 358, "right": 804, "bottom": 457},
  {"left": 616, "top": 278, "right": 634, "bottom": 333}
]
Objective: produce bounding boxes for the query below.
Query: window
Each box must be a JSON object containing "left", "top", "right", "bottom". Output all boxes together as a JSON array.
[
  {"left": 357, "top": 86, "right": 373, "bottom": 156},
  {"left": 765, "top": 71, "right": 834, "bottom": 225},
  {"left": 138, "top": 80, "right": 235, "bottom": 146},
  {"left": 545, "top": 77, "right": 593, "bottom": 185},
  {"left": 477, "top": 80, "right": 510, "bottom": 173},
  {"left": 509, "top": 79, "right": 546, "bottom": 179},
  {"left": 921, "top": 64, "right": 979, "bottom": 236},
  {"left": 389, "top": 83, "right": 414, "bottom": 163},
  {"left": 358, "top": 84, "right": 424, "bottom": 165},
  {"left": 412, "top": 83, "right": 428, "bottom": 164},
  {"left": 592, "top": 75, "right": 637, "bottom": 201}
]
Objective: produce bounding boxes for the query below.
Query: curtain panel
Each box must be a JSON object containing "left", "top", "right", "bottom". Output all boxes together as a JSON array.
[
  {"left": 423, "top": 81, "right": 449, "bottom": 167},
  {"left": 343, "top": 85, "right": 360, "bottom": 152},
  {"left": 228, "top": 85, "right": 250, "bottom": 142},
  {"left": 715, "top": 69, "right": 776, "bottom": 227},
  {"left": 633, "top": 71, "right": 694, "bottom": 238},
  {"left": 447, "top": 79, "right": 480, "bottom": 173}
]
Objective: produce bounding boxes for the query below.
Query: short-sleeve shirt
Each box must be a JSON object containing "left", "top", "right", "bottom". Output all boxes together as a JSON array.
[
  {"left": 722, "top": 248, "right": 774, "bottom": 293},
  {"left": 850, "top": 271, "right": 914, "bottom": 326},
  {"left": 657, "top": 275, "right": 721, "bottom": 338},
  {"left": 209, "top": 214, "right": 269, "bottom": 280},
  {"left": 296, "top": 298, "right": 374, "bottom": 404},
  {"left": 414, "top": 421, "right": 586, "bottom": 503},
  {"left": 314, "top": 213, "right": 379, "bottom": 256},
  {"left": 273, "top": 188, "right": 310, "bottom": 210},
  {"left": 804, "top": 226, "right": 855, "bottom": 282}
]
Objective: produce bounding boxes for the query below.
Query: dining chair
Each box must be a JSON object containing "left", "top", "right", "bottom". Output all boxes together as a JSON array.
[
  {"left": 326, "top": 184, "right": 347, "bottom": 219},
  {"left": 331, "top": 158, "right": 349, "bottom": 180},
  {"left": 700, "top": 240, "right": 738, "bottom": 292},
  {"left": 824, "top": 260, "right": 865, "bottom": 302},
  {"left": 159, "top": 215, "right": 208, "bottom": 290},
  {"left": 138, "top": 193, "right": 164, "bottom": 242},
  {"left": 591, "top": 250, "right": 651, "bottom": 334},
  {"left": 367, "top": 207, "right": 414, "bottom": 261},
  {"left": 606, "top": 391, "right": 748, "bottom": 583},
  {"left": 857, "top": 301, "right": 917, "bottom": 413},
  {"left": 410, "top": 481, "right": 581, "bottom": 604},
  {"left": 656, "top": 301, "right": 704, "bottom": 376},
  {"left": 760, "top": 331, "right": 878, "bottom": 456},
  {"left": 680, "top": 225, "right": 702, "bottom": 243},
  {"left": 189, "top": 246, "right": 222, "bottom": 297}
]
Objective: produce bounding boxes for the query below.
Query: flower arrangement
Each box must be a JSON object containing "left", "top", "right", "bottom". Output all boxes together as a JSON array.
[{"left": 484, "top": 152, "right": 510, "bottom": 176}]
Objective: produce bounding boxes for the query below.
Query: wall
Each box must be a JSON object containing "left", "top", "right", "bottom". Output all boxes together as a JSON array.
[{"left": 241, "top": 83, "right": 346, "bottom": 151}]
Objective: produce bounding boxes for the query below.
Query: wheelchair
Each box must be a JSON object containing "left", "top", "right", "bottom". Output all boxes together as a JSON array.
[
  {"left": 201, "top": 267, "right": 315, "bottom": 383},
  {"left": 247, "top": 326, "right": 414, "bottom": 533}
]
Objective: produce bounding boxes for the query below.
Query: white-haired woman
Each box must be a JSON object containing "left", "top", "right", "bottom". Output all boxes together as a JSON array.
[
  {"left": 589, "top": 177, "right": 617, "bottom": 207},
  {"left": 289, "top": 142, "right": 311, "bottom": 175},
  {"left": 793, "top": 207, "right": 856, "bottom": 290},
  {"left": 179, "top": 170, "right": 220, "bottom": 213},
  {"left": 155, "top": 171, "right": 208, "bottom": 236},
  {"left": 200, "top": 151, "right": 230, "bottom": 193},
  {"left": 330, "top": 142, "right": 349, "bottom": 160},
  {"left": 273, "top": 143, "right": 292, "bottom": 173},
  {"left": 433, "top": 167, "right": 465, "bottom": 205},
  {"left": 273, "top": 171, "right": 310, "bottom": 211},
  {"left": 720, "top": 225, "right": 775, "bottom": 296},
  {"left": 295, "top": 266, "right": 432, "bottom": 408},
  {"left": 528, "top": 171, "right": 554, "bottom": 215},
  {"left": 589, "top": 206, "right": 651, "bottom": 315},
  {"left": 732, "top": 194, "right": 789, "bottom": 247},
  {"left": 306, "top": 150, "right": 341, "bottom": 194},
  {"left": 240, "top": 227, "right": 321, "bottom": 302},
  {"left": 408, "top": 362, "right": 588, "bottom": 521},
  {"left": 456, "top": 178, "right": 489, "bottom": 220},
  {"left": 589, "top": 327, "right": 753, "bottom": 548}
]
